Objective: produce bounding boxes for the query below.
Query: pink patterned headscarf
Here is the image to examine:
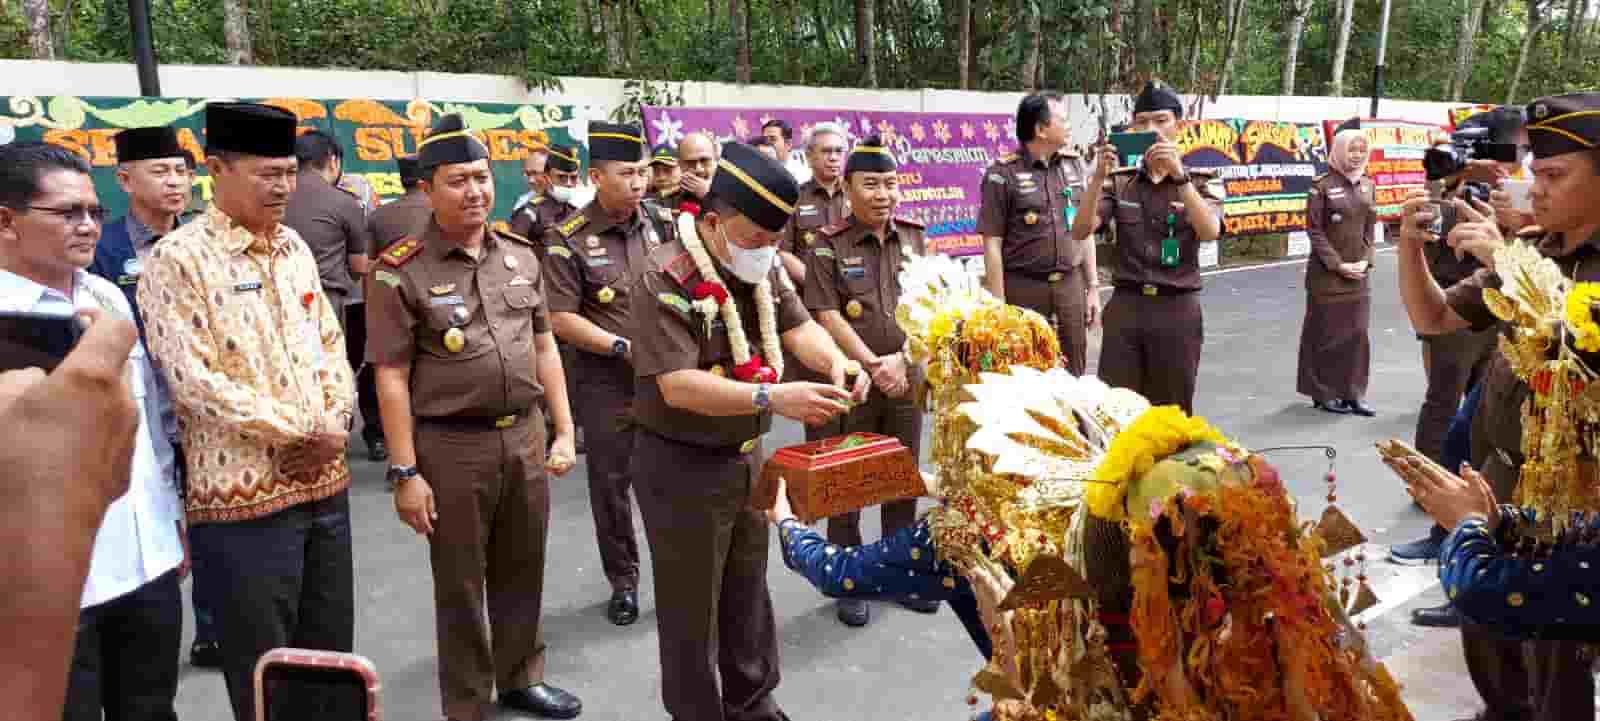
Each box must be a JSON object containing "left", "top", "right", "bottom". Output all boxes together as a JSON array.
[{"left": 1328, "top": 129, "right": 1370, "bottom": 182}]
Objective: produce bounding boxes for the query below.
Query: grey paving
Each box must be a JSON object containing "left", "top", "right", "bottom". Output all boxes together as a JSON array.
[{"left": 173, "top": 248, "right": 1477, "bottom": 721}]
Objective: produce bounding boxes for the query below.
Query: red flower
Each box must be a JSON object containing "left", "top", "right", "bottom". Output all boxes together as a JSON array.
[
  {"left": 301, "top": 291, "right": 316, "bottom": 309},
  {"left": 677, "top": 200, "right": 702, "bottom": 218},
  {"left": 1202, "top": 595, "right": 1227, "bottom": 627},
  {"left": 733, "top": 354, "right": 768, "bottom": 382},
  {"left": 691, "top": 281, "right": 729, "bottom": 306}
]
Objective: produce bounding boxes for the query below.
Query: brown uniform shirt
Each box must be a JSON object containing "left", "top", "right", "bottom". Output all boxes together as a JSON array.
[
  {"left": 283, "top": 170, "right": 370, "bottom": 298},
  {"left": 508, "top": 195, "right": 580, "bottom": 258},
  {"left": 802, "top": 216, "right": 926, "bottom": 355},
  {"left": 781, "top": 180, "right": 849, "bottom": 258},
  {"left": 631, "top": 242, "right": 811, "bottom": 449},
  {"left": 365, "top": 221, "right": 551, "bottom": 418},
  {"left": 977, "top": 147, "right": 1093, "bottom": 276},
  {"left": 1304, "top": 172, "right": 1377, "bottom": 299},
  {"left": 1093, "top": 166, "right": 1224, "bottom": 291},
  {"left": 366, "top": 191, "right": 432, "bottom": 258},
  {"left": 542, "top": 201, "right": 668, "bottom": 338}
]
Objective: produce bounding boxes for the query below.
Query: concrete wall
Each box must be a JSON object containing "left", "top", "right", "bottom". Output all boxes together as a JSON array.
[{"left": 2, "top": 59, "right": 1482, "bottom": 141}]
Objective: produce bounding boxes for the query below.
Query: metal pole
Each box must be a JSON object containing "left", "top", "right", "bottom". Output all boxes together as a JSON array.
[
  {"left": 1370, "top": 0, "right": 1392, "bottom": 118},
  {"left": 128, "top": 0, "right": 161, "bottom": 96}
]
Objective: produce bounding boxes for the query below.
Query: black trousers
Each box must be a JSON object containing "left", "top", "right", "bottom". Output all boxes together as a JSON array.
[
  {"left": 344, "top": 301, "right": 384, "bottom": 447},
  {"left": 62, "top": 571, "right": 182, "bottom": 721},
  {"left": 190, "top": 492, "right": 355, "bottom": 721}
]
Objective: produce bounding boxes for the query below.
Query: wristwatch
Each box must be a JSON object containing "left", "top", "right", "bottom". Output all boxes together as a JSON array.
[
  {"left": 386, "top": 464, "right": 420, "bottom": 491},
  {"left": 752, "top": 382, "right": 772, "bottom": 411},
  {"left": 610, "top": 337, "right": 630, "bottom": 358}
]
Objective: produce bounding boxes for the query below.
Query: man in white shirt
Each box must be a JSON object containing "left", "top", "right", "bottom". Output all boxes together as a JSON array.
[{"left": 0, "top": 141, "right": 185, "bottom": 721}]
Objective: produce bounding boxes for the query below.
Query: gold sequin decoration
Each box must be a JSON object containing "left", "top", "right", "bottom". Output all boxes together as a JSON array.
[
  {"left": 1508, "top": 592, "right": 1525, "bottom": 607},
  {"left": 843, "top": 578, "right": 856, "bottom": 591}
]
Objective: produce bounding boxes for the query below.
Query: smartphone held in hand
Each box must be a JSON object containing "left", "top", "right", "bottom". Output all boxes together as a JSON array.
[
  {"left": 0, "top": 311, "right": 83, "bottom": 373},
  {"left": 255, "top": 648, "right": 382, "bottom": 721}
]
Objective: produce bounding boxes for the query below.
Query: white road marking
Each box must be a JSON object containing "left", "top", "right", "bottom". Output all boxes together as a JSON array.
[
  {"left": 1354, "top": 563, "right": 1438, "bottom": 626},
  {"left": 1096, "top": 245, "right": 1401, "bottom": 294}
]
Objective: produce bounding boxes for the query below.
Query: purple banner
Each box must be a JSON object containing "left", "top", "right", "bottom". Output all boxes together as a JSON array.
[{"left": 643, "top": 106, "right": 1015, "bottom": 256}]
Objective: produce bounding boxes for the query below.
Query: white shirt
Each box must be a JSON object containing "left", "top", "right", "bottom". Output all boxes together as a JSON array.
[{"left": 0, "top": 268, "right": 185, "bottom": 608}]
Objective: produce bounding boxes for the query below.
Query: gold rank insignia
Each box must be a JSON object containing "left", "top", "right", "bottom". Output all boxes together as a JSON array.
[
  {"left": 1024, "top": 210, "right": 1039, "bottom": 225},
  {"left": 597, "top": 286, "right": 616, "bottom": 304},
  {"left": 586, "top": 235, "right": 601, "bottom": 248},
  {"left": 443, "top": 327, "right": 466, "bottom": 353},
  {"left": 709, "top": 364, "right": 726, "bottom": 377},
  {"left": 504, "top": 255, "right": 519, "bottom": 270},
  {"left": 803, "top": 231, "right": 817, "bottom": 245},
  {"left": 845, "top": 299, "right": 864, "bottom": 319},
  {"left": 429, "top": 283, "right": 456, "bottom": 296}
]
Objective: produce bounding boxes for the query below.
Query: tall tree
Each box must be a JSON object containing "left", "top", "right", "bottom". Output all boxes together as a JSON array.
[
  {"left": 1561, "top": 0, "right": 1585, "bottom": 72},
  {"left": 222, "top": 0, "right": 253, "bottom": 64},
  {"left": 855, "top": 0, "right": 877, "bottom": 87},
  {"left": 599, "top": 0, "right": 624, "bottom": 72},
  {"left": 731, "top": 0, "right": 750, "bottom": 82},
  {"left": 958, "top": 0, "right": 973, "bottom": 88},
  {"left": 22, "top": 0, "right": 53, "bottom": 59},
  {"left": 1507, "top": 0, "right": 1554, "bottom": 103},
  {"left": 1216, "top": 0, "right": 1247, "bottom": 95},
  {"left": 1280, "top": 0, "right": 1314, "bottom": 95},
  {"left": 1447, "top": 0, "right": 1489, "bottom": 101},
  {"left": 1329, "top": 0, "right": 1356, "bottom": 95},
  {"left": 1021, "top": 0, "right": 1041, "bottom": 90}
]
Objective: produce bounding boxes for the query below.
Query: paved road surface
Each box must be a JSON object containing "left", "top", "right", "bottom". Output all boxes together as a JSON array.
[{"left": 173, "top": 248, "right": 1484, "bottom": 721}]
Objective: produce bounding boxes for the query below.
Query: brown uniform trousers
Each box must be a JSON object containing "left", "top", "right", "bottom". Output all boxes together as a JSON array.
[
  {"left": 1100, "top": 290, "right": 1203, "bottom": 412},
  {"left": 572, "top": 352, "right": 640, "bottom": 590},
  {"left": 1004, "top": 269, "right": 1089, "bottom": 377},
  {"left": 1415, "top": 328, "right": 1497, "bottom": 463}
]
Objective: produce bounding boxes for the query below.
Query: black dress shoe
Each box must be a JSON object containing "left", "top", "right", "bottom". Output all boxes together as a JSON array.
[
  {"left": 607, "top": 589, "right": 639, "bottom": 626},
  {"left": 1411, "top": 602, "right": 1463, "bottom": 628},
  {"left": 575, "top": 427, "right": 586, "bottom": 455},
  {"left": 1343, "top": 399, "right": 1377, "bottom": 417},
  {"left": 836, "top": 598, "right": 870, "bottom": 627},
  {"left": 501, "top": 683, "right": 582, "bottom": 719},
  {"left": 367, "top": 438, "right": 389, "bottom": 463},
  {"left": 1314, "top": 400, "right": 1349, "bottom": 415},
  {"left": 899, "top": 597, "right": 941, "bottom": 614},
  {"left": 189, "top": 640, "right": 222, "bottom": 669}
]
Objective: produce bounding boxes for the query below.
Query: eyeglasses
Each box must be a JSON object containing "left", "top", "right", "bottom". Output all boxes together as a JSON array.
[{"left": 26, "top": 204, "right": 108, "bottom": 225}]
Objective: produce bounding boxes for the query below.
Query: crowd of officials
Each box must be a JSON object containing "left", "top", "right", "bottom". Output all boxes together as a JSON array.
[{"left": 8, "top": 79, "right": 1600, "bottom": 721}]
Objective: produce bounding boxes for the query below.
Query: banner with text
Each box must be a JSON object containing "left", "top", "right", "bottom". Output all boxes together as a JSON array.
[
  {"left": 1324, "top": 118, "right": 1441, "bottom": 221},
  {"left": 1174, "top": 118, "right": 1328, "bottom": 236},
  {"left": 0, "top": 96, "right": 584, "bottom": 222},
  {"left": 643, "top": 105, "right": 1015, "bottom": 256}
]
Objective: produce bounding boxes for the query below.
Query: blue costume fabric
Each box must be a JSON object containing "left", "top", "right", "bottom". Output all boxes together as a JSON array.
[{"left": 1440, "top": 508, "right": 1600, "bottom": 641}]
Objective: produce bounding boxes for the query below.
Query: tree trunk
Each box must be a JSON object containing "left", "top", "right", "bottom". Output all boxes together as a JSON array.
[
  {"left": 1184, "top": 3, "right": 1203, "bottom": 88},
  {"left": 576, "top": 0, "right": 593, "bottom": 43},
  {"left": 21, "top": 0, "right": 52, "bottom": 59},
  {"left": 1448, "top": 0, "right": 1488, "bottom": 100},
  {"left": 1216, "top": 0, "right": 1246, "bottom": 96},
  {"left": 1280, "top": 0, "right": 1312, "bottom": 95},
  {"left": 1563, "top": 0, "right": 1584, "bottom": 70},
  {"left": 729, "top": 0, "right": 750, "bottom": 82},
  {"left": 1507, "top": 4, "right": 1551, "bottom": 103},
  {"left": 600, "top": 0, "right": 624, "bottom": 72},
  {"left": 855, "top": 0, "right": 877, "bottom": 87},
  {"left": 1329, "top": 0, "right": 1355, "bottom": 95},
  {"left": 221, "top": 0, "right": 253, "bottom": 64},
  {"left": 707, "top": 0, "right": 716, "bottom": 23},
  {"left": 958, "top": 0, "right": 972, "bottom": 88},
  {"left": 1021, "top": 0, "right": 1041, "bottom": 90},
  {"left": 1131, "top": 0, "right": 1150, "bottom": 76}
]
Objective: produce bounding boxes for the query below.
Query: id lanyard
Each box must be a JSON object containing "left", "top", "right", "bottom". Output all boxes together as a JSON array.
[
  {"left": 1160, "top": 213, "right": 1180, "bottom": 267},
  {"left": 1062, "top": 186, "right": 1076, "bottom": 225}
]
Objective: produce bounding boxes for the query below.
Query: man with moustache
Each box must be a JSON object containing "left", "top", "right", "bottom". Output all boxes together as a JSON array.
[{"left": 677, "top": 131, "right": 718, "bottom": 203}]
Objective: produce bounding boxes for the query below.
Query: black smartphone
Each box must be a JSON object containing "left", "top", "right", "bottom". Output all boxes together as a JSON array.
[
  {"left": 1109, "top": 131, "right": 1159, "bottom": 168},
  {"left": 256, "top": 649, "right": 381, "bottom": 721},
  {"left": 0, "top": 311, "right": 83, "bottom": 373}
]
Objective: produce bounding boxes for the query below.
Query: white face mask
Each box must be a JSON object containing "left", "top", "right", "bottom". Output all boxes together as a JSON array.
[
  {"left": 550, "top": 184, "right": 594, "bottom": 207},
  {"left": 720, "top": 225, "right": 778, "bottom": 284}
]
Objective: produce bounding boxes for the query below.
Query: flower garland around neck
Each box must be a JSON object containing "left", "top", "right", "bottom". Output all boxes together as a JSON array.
[{"left": 676, "top": 212, "right": 782, "bottom": 383}]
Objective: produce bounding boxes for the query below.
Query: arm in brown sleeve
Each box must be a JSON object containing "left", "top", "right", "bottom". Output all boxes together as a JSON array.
[{"left": 364, "top": 267, "right": 419, "bottom": 366}]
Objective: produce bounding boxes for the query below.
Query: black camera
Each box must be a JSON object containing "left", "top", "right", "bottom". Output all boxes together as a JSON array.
[
  {"left": 1423, "top": 126, "right": 1519, "bottom": 181},
  {"left": 1430, "top": 181, "right": 1492, "bottom": 237}
]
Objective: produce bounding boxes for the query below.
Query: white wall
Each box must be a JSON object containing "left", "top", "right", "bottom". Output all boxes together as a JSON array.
[{"left": 3, "top": 59, "right": 1482, "bottom": 141}]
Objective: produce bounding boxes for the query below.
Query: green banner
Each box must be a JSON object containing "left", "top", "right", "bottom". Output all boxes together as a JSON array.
[{"left": 0, "top": 95, "right": 583, "bottom": 223}]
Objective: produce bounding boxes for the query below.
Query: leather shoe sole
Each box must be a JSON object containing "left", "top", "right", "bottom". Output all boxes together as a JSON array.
[
  {"left": 1411, "top": 604, "right": 1462, "bottom": 628},
  {"left": 1314, "top": 400, "right": 1349, "bottom": 415},
  {"left": 900, "top": 598, "right": 941, "bottom": 614},
  {"left": 500, "top": 684, "right": 582, "bottom": 719},
  {"left": 836, "top": 599, "right": 870, "bottom": 627},
  {"left": 1344, "top": 400, "right": 1377, "bottom": 417},
  {"left": 607, "top": 590, "right": 639, "bottom": 626}
]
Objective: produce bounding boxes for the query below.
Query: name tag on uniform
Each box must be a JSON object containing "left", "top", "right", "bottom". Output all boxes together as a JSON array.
[
  {"left": 508, "top": 275, "right": 533, "bottom": 287},
  {"left": 1118, "top": 200, "right": 1140, "bottom": 209},
  {"left": 1327, "top": 188, "right": 1347, "bottom": 198},
  {"left": 842, "top": 267, "right": 867, "bottom": 280},
  {"left": 1016, "top": 173, "right": 1034, "bottom": 181},
  {"left": 586, "top": 257, "right": 614, "bottom": 268},
  {"left": 798, "top": 204, "right": 818, "bottom": 216},
  {"left": 234, "top": 280, "right": 263, "bottom": 293},
  {"left": 429, "top": 295, "right": 465, "bottom": 306},
  {"left": 841, "top": 256, "right": 865, "bottom": 266}
]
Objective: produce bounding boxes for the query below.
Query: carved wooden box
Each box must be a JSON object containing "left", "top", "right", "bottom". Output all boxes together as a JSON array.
[{"left": 753, "top": 432, "right": 925, "bottom": 523}]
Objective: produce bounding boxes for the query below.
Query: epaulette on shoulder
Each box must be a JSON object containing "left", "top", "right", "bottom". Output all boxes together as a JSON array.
[
  {"left": 894, "top": 216, "right": 926, "bottom": 230},
  {"left": 556, "top": 211, "right": 588, "bottom": 238},
  {"left": 819, "top": 219, "right": 852, "bottom": 238},
  {"left": 998, "top": 152, "right": 1020, "bottom": 163},
  {"left": 662, "top": 251, "right": 701, "bottom": 287},
  {"left": 532, "top": 194, "right": 546, "bottom": 205},
  {"left": 380, "top": 236, "right": 424, "bottom": 267},
  {"left": 493, "top": 224, "right": 534, "bottom": 247}
]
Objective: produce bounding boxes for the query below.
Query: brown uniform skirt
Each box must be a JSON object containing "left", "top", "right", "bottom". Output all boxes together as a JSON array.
[{"left": 1296, "top": 292, "right": 1370, "bottom": 403}]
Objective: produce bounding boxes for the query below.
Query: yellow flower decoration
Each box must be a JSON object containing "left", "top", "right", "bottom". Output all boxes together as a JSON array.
[
  {"left": 1565, "top": 282, "right": 1600, "bottom": 353},
  {"left": 1085, "top": 405, "right": 1228, "bottom": 522}
]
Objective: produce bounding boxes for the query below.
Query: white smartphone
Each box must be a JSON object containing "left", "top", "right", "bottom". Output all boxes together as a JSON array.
[{"left": 1503, "top": 178, "right": 1534, "bottom": 213}]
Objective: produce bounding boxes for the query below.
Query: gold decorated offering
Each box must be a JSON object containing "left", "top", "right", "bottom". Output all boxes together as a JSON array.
[{"left": 752, "top": 432, "right": 924, "bottom": 523}]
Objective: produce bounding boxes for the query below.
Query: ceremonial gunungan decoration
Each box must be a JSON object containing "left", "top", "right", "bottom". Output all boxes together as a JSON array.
[{"left": 1480, "top": 238, "right": 1600, "bottom": 537}]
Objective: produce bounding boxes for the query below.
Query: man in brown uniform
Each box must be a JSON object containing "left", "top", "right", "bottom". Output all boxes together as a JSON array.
[
  {"left": 368, "top": 155, "right": 431, "bottom": 257},
  {"left": 365, "top": 113, "right": 582, "bottom": 721},
  {"left": 979, "top": 92, "right": 1097, "bottom": 374},
  {"left": 284, "top": 129, "right": 372, "bottom": 329},
  {"left": 778, "top": 122, "right": 849, "bottom": 286},
  {"left": 509, "top": 143, "right": 585, "bottom": 248},
  {"left": 544, "top": 122, "right": 668, "bottom": 626},
  {"left": 650, "top": 143, "right": 684, "bottom": 205},
  {"left": 1074, "top": 80, "right": 1222, "bottom": 413},
  {"left": 801, "top": 135, "right": 937, "bottom": 627},
  {"left": 1395, "top": 92, "right": 1600, "bottom": 721},
  {"left": 631, "top": 141, "right": 869, "bottom": 721}
]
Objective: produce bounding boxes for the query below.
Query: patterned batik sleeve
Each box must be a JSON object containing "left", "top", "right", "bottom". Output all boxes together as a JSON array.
[
  {"left": 777, "top": 518, "right": 965, "bottom": 603},
  {"left": 1440, "top": 507, "right": 1600, "bottom": 638}
]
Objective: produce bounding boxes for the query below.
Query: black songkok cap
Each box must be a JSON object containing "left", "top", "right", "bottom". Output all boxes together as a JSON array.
[
  {"left": 1525, "top": 93, "right": 1600, "bottom": 158},
  {"left": 114, "top": 126, "right": 185, "bottom": 163},
  {"left": 547, "top": 143, "right": 581, "bottom": 173},
  {"left": 845, "top": 135, "right": 896, "bottom": 175},
  {"left": 711, "top": 142, "right": 800, "bottom": 233},
  {"left": 205, "top": 102, "right": 297, "bottom": 158},
  {"left": 650, "top": 143, "right": 677, "bottom": 167},
  {"left": 1333, "top": 117, "right": 1362, "bottom": 136},
  {"left": 417, "top": 113, "right": 489, "bottom": 170},
  {"left": 395, "top": 155, "right": 421, "bottom": 186},
  {"left": 1133, "top": 80, "right": 1184, "bottom": 118},
  {"left": 589, "top": 122, "right": 645, "bottom": 162}
]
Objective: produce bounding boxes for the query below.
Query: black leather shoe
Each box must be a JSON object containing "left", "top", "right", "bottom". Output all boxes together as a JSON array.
[
  {"left": 501, "top": 684, "right": 582, "bottom": 719},
  {"left": 367, "top": 438, "right": 388, "bottom": 463},
  {"left": 1343, "top": 399, "right": 1377, "bottom": 417},
  {"left": 1411, "top": 602, "right": 1462, "bottom": 628},
  {"left": 900, "top": 597, "right": 941, "bottom": 614},
  {"left": 836, "top": 598, "right": 870, "bottom": 627},
  {"left": 1314, "top": 400, "right": 1349, "bottom": 415},
  {"left": 607, "top": 589, "right": 639, "bottom": 626},
  {"left": 189, "top": 640, "right": 222, "bottom": 669},
  {"left": 575, "top": 427, "right": 586, "bottom": 455}
]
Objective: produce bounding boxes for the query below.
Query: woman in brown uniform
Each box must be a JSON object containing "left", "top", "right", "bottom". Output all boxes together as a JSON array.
[{"left": 1298, "top": 129, "right": 1377, "bottom": 416}]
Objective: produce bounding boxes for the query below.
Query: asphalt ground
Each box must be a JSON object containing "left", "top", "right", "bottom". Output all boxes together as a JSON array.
[{"left": 173, "top": 247, "right": 1485, "bottom": 721}]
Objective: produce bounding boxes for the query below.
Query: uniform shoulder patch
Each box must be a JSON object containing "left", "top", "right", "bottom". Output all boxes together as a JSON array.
[
  {"left": 495, "top": 225, "right": 534, "bottom": 246},
  {"left": 657, "top": 291, "right": 692, "bottom": 315},
  {"left": 662, "top": 252, "right": 701, "bottom": 287},
  {"left": 894, "top": 216, "right": 926, "bottom": 230},
  {"left": 819, "top": 219, "right": 852, "bottom": 238},
  {"left": 813, "top": 246, "right": 836, "bottom": 259},
  {"left": 546, "top": 243, "right": 574, "bottom": 259},
  {"left": 373, "top": 269, "right": 404, "bottom": 288},
  {"left": 380, "top": 236, "right": 424, "bottom": 267},
  {"left": 557, "top": 212, "right": 588, "bottom": 238},
  {"left": 532, "top": 195, "right": 546, "bottom": 205}
]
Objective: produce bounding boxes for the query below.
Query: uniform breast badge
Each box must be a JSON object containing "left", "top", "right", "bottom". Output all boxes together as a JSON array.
[
  {"left": 597, "top": 286, "right": 616, "bottom": 304},
  {"left": 845, "top": 299, "right": 864, "bottom": 319}
]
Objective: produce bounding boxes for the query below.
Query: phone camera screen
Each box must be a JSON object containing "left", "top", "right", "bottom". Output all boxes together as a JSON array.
[{"left": 263, "top": 666, "right": 369, "bottom": 721}]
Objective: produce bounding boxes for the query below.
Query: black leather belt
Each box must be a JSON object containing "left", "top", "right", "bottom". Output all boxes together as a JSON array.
[
  {"left": 416, "top": 411, "right": 528, "bottom": 431},
  {"left": 1007, "top": 268, "right": 1076, "bottom": 283},
  {"left": 1113, "top": 282, "right": 1198, "bottom": 297},
  {"left": 640, "top": 427, "right": 761, "bottom": 457}
]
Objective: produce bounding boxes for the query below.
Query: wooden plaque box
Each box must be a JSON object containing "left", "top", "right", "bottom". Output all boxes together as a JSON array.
[{"left": 753, "top": 433, "right": 925, "bottom": 523}]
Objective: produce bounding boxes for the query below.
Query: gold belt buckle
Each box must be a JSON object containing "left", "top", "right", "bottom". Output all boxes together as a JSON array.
[
  {"left": 495, "top": 414, "right": 517, "bottom": 429},
  {"left": 739, "top": 438, "right": 758, "bottom": 455},
  {"left": 1047, "top": 271, "right": 1064, "bottom": 283},
  {"left": 1141, "top": 284, "right": 1159, "bottom": 297}
]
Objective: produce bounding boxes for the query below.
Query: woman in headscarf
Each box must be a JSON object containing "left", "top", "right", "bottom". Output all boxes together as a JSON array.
[{"left": 1298, "top": 128, "right": 1377, "bottom": 416}]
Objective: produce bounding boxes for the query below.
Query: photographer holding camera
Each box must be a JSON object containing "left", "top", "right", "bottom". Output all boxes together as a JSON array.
[{"left": 1394, "top": 93, "right": 1600, "bottom": 721}]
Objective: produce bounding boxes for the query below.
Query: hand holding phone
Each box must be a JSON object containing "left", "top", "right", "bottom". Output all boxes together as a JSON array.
[
  {"left": 1109, "top": 131, "right": 1159, "bottom": 168},
  {"left": 0, "top": 311, "right": 83, "bottom": 373}
]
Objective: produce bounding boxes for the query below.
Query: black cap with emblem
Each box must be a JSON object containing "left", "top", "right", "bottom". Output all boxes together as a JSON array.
[
  {"left": 114, "top": 126, "right": 185, "bottom": 163},
  {"left": 395, "top": 155, "right": 421, "bottom": 186},
  {"left": 650, "top": 144, "right": 678, "bottom": 167},
  {"left": 1133, "top": 80, "right": 1184, "bottom": 118},
  {"left": 547, "top": 143, "right": 581, "bottom": 173},
  {"left": 845, "top": 134, "right": 896, "bottom": 175},
  {"left": 204, "top": 102, "right": 297, "bottom": 158},
  {"left": 589, "top": 122, "right": 646, "bottom": 163},
  {"left": 710, "top": 141, "right": 801, "bottom": 233},
  {"left": 1525, "top": 93, "right": 1600, "bottom": 158},
  {"left": 417, "top": 113, "right": 490, "bottom": 171}
]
